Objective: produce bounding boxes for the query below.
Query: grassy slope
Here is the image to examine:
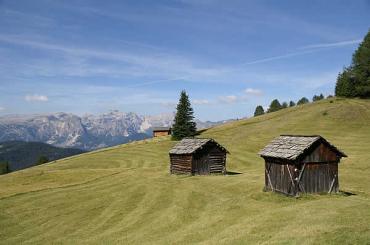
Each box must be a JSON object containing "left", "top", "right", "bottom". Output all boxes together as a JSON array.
[{"left": 0, "top": 98, "right": 370, "bottom": 244}]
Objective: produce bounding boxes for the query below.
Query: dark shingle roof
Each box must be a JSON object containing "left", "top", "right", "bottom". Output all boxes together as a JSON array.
[
  {"left": 259, "top": 135, "right": 346, "bottom": 160},
  {"left": 169, "top": 138, "right": 229, "bottom": 154},
  {"left": 152, "top": 127, "right": 171, "bottom": 131}
]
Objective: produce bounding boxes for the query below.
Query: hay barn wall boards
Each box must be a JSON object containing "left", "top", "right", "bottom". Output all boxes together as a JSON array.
[
  {"left": 259, "top": 135, "right": 347, "bottom": 196},
  {"left": 152, "top": 127, "right": 171, "bottom": 137},
  {"left": 169, "top": 138, "right": 229, "bottom": 175}
]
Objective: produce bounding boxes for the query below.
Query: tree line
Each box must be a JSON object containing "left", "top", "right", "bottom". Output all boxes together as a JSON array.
[
  {"left": 254, "top": 93, "right": 327, "bottom": 117},
  {"left": 0, "top": 156, "right": 49, "bottom": 175}
]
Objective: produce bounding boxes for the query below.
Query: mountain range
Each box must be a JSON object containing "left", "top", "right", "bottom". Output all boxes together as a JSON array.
[{"left": 0, "top": 111, "right": 233, "bottom": 150}]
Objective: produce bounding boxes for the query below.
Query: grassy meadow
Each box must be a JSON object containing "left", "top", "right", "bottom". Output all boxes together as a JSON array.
[{"left": 0, "top": 98, "right": 370, "bottom": 244}]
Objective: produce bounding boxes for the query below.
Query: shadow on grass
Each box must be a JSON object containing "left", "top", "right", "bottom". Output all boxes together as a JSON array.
[
  {"left": 338, "top": 190, "right": 356, "bottom": 196},
  {"left": 226, "top": 171, "right": 242, "bottom": 175}
]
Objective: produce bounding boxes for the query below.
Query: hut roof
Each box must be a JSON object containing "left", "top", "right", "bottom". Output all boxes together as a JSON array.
[
  {"left": 259, "top": 135, "right": 347, "bottom": 160},
  {"left": 152, "top": 127, "right": 171, "bottom": 131},
  {"left": 169, "top": 138, "right": 229, "bottom": 155}
]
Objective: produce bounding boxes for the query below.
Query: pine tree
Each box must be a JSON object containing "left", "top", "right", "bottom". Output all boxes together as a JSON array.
[
  {"left": 254, "top": 105, "right": 264, "bottom": 116},
  {"left": 289, "top": 101, "right": 296, "bottom": 107},
  {"left": 267, "top": 99, "right": 282, "bottom": 113},
  {"left": 171, "top": 90, "right": 197, "bottom": 140},
  {"left": 335, "top": 68, "right": 356, "bottom": 97},
  {"left": 352, "top": 29, "right": 370, "bottom": 97},
  {"left": 281, "top": 102, "right": 288, "bottom": 108},
  {"left": 335, "top": 30, "right": 370, "bottom": 97},
  {"left": 37, "top": 156, "right": 49, "bottom": 165},
  {"left": 313, "top": 94, "right": 324, "bottom": 102},
  {"left": 0, "top": 161, "right": 9, "bottom": 175},
  {"left": 297, "top": 97, "right": 309, "bottom": 105}
]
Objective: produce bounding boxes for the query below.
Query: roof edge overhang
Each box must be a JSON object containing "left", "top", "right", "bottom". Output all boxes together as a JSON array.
[
  {"left": 190, "top": 139, "right": 230, "bottom": 154},
  {"left": 258, "top": 135, "right": 347, "bottom": 161}
]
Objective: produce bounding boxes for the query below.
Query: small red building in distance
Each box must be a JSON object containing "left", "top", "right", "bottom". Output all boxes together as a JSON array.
[{"left": 152, "top": 127, "right": 171, "bottom": 137}]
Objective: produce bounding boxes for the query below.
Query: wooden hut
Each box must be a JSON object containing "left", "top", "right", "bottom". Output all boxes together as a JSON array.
[
  {"left": 259, "top": 135, "right": 347, "bottom": 196},
  {"left": 169, "top": 138, "right": 229, "bottom": 175},
  {"left": 152, "top": 127, "right": 171, "bottom": 137}
]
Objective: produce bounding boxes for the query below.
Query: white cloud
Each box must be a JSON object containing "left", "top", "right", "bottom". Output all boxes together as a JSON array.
[
  {"left": 160, "top": 102, "right": 177, "bottom": 108},
  {"left": 192, "top": 99, "right": 210, "bottom": 105},
  {"left": 300, "top": 39, "right": 362, "bottom": 50},
  {"left": 0, "top": 34, "right": 222, "bottom": 80},
  {"left": 24, "top": 94, "right": 49, "bottom": 102},
  {"left": 0, "top": 106, "right": 4, "bottom": 111},
  {"left": 245, "top": 88, "right": 263, "bottom": 96},
  {"left": 233, "top": 39, "right": 361, "bottom": 68},
  {"left": 218, "top": 95, "right": 238, "bottom": 104}
]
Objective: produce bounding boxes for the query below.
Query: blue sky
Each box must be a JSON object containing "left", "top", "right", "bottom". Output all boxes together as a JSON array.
[{"left": 0, "top": 0, "right": 369, "bottom": 121}]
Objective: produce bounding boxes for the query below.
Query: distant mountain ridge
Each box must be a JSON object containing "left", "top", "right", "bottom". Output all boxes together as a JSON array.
[
  {"left": 0, "top": 141, "right": 85, "bottom": 172},
  {"left": 0, "top": 111, "right": 233, "bottom": 150}
]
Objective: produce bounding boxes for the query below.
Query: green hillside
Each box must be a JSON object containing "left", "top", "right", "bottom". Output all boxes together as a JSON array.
[{"left": 0, "top": 98, "right": 370, "bottom": 244}]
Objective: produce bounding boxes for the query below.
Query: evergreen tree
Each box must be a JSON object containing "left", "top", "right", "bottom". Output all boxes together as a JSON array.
[
  {"left": 37, "top": 156, "right": 49, "bottom": 165},
  {"left": 254, "top": 105, "right": 264, "bottom": 116},
  {"left": 352, "top": 30, "right": 370, "bottom": 97},
  {"left": 335, "top": 30, "right": 370, "bottom": 97},
  {"left": 297, "top": 97, "right": 309, "bottom": 105},
  {"left": 281, "top": 102, "right": 288, "bottom": 109},
  {"left": 171, "top": 90, "right": 197, "bottom": 140},
  {"left": 267, "top": 99, "right": 282, "bottom": 113},
  {"left": 0, "top": 161, "right": 9, "bottom": 175},
  {"left": 289, "top": 101, "right": 296, "bottom": 107},
  {"left": 313, "top": 93, "right": 324, "bottom": 102}
]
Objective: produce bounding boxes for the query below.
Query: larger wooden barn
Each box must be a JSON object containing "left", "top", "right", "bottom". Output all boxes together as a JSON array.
[
  {"left": 259, "top": 135, "right": 347, "bottom": 196},
  {"left": 169, "top": 138, "right": 229, "bottom": 175}
]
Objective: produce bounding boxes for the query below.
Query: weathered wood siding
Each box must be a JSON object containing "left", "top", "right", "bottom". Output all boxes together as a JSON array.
[
  {"left": 207, "top": 147, "right": 226, "bottom": 174},
  {"left": 153, "top": 131, "right": 170, "bottom": 137},
  {"left": 302, "top": 143, "right": 339, "bottom": 163},
  {"left": 300, "top": 163, "right": 338, "bottom": 193},
  {"left": 265, "top": 161, "right": 297, "bottom": 195},
  {"left": 170, "top": 154, "right": 192, "bottom": 174},
  {"left": 192, "top": 145, "right": 226, "bottom": 175},
  {"left": 264, "top": 142, "right": 340, "bottom": 196}
]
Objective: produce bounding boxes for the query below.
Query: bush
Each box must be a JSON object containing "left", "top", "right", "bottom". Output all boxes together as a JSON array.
[{"left": 297, "top": 97, "right": 309, "bottom": 105}]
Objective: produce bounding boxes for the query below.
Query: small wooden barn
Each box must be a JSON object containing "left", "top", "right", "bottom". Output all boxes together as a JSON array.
[
  {"left": 259, "top": 135, "right": 347, "bottom": 196},
  {"left": 169, "top": 138, "right": 229, "bottom": 175},
  {"left": 152, "top": 127, "right": 171, "bottom": 137}
]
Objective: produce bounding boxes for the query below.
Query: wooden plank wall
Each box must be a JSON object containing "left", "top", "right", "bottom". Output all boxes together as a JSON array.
[
  {"left": 153, "top": 131, "right": 170, "bottom": 137},
  {"left": 193, "top": 154, "right": 209, "bottom": 175},
  {"left": 303, "top": 143, "right": 339, "bottom": 163},
  {"left": 265, "top": 161, "right": 296, "bottom": 196},
  {"left": 208, "top": 147, "right": 226, "bottom": 174},
  {"left": 265, "top": 161, "right": 339, "bottom": 195},
  {"left": 192, "top": 145, "right": 226, "bottom": 175},
  {"left": 170, "top": 154, "right": 192, "bottom": 174},
  {"left": 301, "top": 163, "right": 338, "bottom": 193}
]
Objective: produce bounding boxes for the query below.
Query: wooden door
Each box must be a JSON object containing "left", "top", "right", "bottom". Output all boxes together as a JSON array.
[{"left": 194, "top": 154, "right": 209, "bottom": 175}]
